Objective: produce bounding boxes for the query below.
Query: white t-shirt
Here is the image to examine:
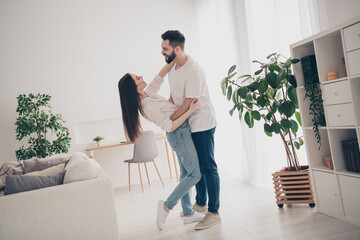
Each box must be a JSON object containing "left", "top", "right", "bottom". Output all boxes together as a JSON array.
[{"left": 168, "top": 56, "right": 216, "bottom": 133}]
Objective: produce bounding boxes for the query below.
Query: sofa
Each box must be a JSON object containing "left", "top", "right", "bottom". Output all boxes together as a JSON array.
[{"left": 0, "top": 152, "right": 120, "bottom": 240}]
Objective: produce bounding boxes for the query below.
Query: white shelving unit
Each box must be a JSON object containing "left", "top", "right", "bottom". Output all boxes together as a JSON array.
[{"left": 290, "top": 16, "right": 360, "bottom": 226}]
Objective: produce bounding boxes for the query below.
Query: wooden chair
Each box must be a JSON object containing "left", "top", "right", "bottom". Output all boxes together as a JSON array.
[{"left": 124, "top": 131, "right": 164, "bottom": 192}]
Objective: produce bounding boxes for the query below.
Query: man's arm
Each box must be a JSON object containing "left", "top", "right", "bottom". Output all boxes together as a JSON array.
[
  {"left": 170, "top": 98, "right": 194, "bottom": 121},
  {"left": 169, "top": 99, "right": 198, "bottom": 132}
]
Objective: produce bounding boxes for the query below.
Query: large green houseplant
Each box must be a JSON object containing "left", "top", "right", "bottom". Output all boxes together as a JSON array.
[
  {"left": 221, "top": 53, "right": 304, "bottom": 171},
  {"left": 15, "top": 93, "right": 71, "bottom": 160}
]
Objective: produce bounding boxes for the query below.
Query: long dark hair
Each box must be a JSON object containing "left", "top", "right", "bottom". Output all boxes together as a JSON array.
[{"left": 118, "top": 73, "right": 142, "bottom": 142}]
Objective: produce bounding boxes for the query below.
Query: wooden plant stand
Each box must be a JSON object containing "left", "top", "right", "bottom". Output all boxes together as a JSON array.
[{"left": 272, "top": 170, "right": 315, "bottom": 208}]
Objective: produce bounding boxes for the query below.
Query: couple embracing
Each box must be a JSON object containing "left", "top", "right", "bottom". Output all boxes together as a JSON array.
[{"left": 118, "top": 30, "right": 221, "bottom": 230}]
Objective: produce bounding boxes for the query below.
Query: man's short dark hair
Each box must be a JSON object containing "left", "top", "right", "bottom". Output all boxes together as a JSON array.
[{"left": 161, "top": 30, "right": 185, "bottom": 50}]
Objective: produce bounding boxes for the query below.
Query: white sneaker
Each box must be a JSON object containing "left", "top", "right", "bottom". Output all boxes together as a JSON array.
[
  {"left": 183, "top": 211, "right": 205, "bottom": 224},
  {"left": 156, "top": 200, "right": 169, "bottom": 230}
]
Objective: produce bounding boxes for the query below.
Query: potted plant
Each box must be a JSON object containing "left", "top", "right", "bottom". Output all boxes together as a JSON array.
[
  {"left": 221, "top": 53, "right": 315, "bottom": 208},
  {"left": 15, "top": 93, "right": 71, "bottom": 160},
  {"left": 93, "top": 136, "right": 104, "bottom": 147}
]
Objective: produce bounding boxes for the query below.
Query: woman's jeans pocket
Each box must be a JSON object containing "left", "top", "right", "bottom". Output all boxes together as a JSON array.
[{"left": 166, "top": 121, "right": 189, "bottom": 151}]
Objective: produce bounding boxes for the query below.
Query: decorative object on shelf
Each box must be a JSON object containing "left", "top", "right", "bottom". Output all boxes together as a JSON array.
[
  {"left": 327, "top": 71, "right": 339, "bottom": 81},
  {"left": 221, "top": 53, "right": 315, "bottom": 208},
  {"left": 341, "top": 139, "right": 360, "bottom": 173},
  {"left": 93, "top": 136, "right": 105, "bottom": 147},
  {"left": 323, "top": 156, "right": 334, "bottom": 169},
  {"left": 15, "top": 93, "right": 71, "bottom": 161},
  {"left": 301, "top": 55, "right": 326, "bottom": 148}
]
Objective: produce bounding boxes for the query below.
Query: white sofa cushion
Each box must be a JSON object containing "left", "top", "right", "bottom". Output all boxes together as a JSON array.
[
  {"left": 27, "top": 163, "right": 65, "bottom": 176},
  {"left": 34, "top": 154, "right": 68, "bottom": 171},
  {"left": 63, "top": 152, "right": 96, "bottom": 184}
]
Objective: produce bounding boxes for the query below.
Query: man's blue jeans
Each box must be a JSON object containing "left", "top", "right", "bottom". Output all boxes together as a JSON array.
[
  {"left": 165, "top": 121, "right": 201, "bottom": 216},
  {"left": 192, "top": 127, "right": 220, "bottom": 214}
]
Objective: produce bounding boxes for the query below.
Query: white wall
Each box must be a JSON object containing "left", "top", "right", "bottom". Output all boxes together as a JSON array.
[
  {"left": 0, "top": 0, "right": 200, "bottom": 188},
  {"left": 316, "top": 0, "right": 360, "bottom": 31}
]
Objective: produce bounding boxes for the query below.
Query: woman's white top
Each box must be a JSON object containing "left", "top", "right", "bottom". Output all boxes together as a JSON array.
[{"left": 141, "top": 75, "right": 177, "bottom": 132}]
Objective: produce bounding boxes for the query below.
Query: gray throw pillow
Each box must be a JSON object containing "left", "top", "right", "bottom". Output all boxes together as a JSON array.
[
  {"left": 22, "top": 157, "right": 37, "bottom": 174},
  {"left": 34, "top": 155, "right": 68, "bottom": 171},
  {"left": 4, "top": 171, "right": 66, "bottom": 195}
]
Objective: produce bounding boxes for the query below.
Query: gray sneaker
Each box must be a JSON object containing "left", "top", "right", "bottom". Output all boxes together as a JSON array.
[
  {"left": 192, "top": 203, "right": 207, "bottom": 213},
  {"left": 180, "top": 203, "right": 207, "bottom": 217},
  {"left": 195, "top": 212, "right": 221, "bottom": 230}
]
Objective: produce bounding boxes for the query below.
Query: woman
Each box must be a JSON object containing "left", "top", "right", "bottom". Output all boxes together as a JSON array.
[{"left": 118, "top": 62, "right": 203, "bottom": 230}]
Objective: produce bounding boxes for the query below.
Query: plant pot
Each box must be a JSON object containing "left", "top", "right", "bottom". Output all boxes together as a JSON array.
[
  {"left": 96, "top": 142, "right": 101, "bottom": 147},
  {"left": 280, "top": 165, "right": 309, "bottom": 172},
  {"left": 272, "top": 168, "right": 315, "bottom": 208}
]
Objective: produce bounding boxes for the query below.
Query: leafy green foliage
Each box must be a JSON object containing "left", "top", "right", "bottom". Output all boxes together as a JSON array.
[
  {"left": 304, "top": 82, "right": 326, "bottom": 148},
  {"left": 221, "top": 53, "right": 304, "bottom": 170},
  {"left": 15, "top": 94, "right": 71, "bottom": 160},
  {"left": 93, "top": 136, "right": 104, "bottom": 142}
]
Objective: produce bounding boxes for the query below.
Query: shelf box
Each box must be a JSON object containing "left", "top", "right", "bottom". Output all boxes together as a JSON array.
[
  {"left": 304, "top": 129, "right": 331, "bottom": 169},
  {"left": 325, "top": 103, "right": 356, "bottom": 127},
  {"left": 343, "top": 22, "right": 360, "bottom": 52},
  {"left": 347, "top": 49, "right": 360, "bottom": 76},
  {"left": 350, "top": 78, "right": 360, "bottom": 125},
  {"left": 291, "top": 43, "right": 315, "bottom": 87},
  {"left": 312, "top": 171, "right": 344, "bottom": 217},
  {"left": 328, "top": 129, "right": 357, "bottom": 172},
  {"left": 338, "top": 175, "right": 360, "bottom": 225},
  {"left": 314, "top": 31, "right": 346, "bottom": 82},
  {"left": 322, "top": 80, "right": 351, "bottom": 105}
]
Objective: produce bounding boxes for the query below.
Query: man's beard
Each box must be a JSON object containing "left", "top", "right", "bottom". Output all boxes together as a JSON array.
[{"left": 164, "top": 50, "right": 176, "bottom": 64}]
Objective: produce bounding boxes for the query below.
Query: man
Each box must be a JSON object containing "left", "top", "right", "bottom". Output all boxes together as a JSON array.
[{"left": 161, "top": 30, "right": 221, "bottom": 230}]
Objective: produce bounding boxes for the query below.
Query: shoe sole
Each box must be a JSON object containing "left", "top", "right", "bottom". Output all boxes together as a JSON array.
[
  {"left": 183, "top": 216, "right": 204, "bottom": 224},
  {"left": 195, "top": 220, "right": 221, "bottom": 230}
]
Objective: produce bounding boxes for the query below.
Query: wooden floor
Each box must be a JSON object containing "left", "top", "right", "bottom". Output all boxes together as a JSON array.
[{"left": 113, "top": 173, "right": 360, "bottom": 240}]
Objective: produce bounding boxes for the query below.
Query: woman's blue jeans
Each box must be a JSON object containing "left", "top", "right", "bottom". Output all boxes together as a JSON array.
[
  {"left": 164, "top": 121, "right": 201, "bottom": 216},
  {"left": 192, "top": 127, "right": 220, "bottom": 214}
]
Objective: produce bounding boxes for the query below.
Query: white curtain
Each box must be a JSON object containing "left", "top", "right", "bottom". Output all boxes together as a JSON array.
[
  {"left": 194, "top": 0, "right": 316, "bottom": 187},
  {"left": 193, "top": 0, "right": 246, "bottom": 182}
]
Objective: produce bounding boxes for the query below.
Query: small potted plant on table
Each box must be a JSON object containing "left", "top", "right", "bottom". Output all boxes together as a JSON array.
[
  {"left": 93, "top": 136, "right": 104, "bottom": 147},
  {"left": 221, "top": 53, "right": 315, "bottom": 208}
]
